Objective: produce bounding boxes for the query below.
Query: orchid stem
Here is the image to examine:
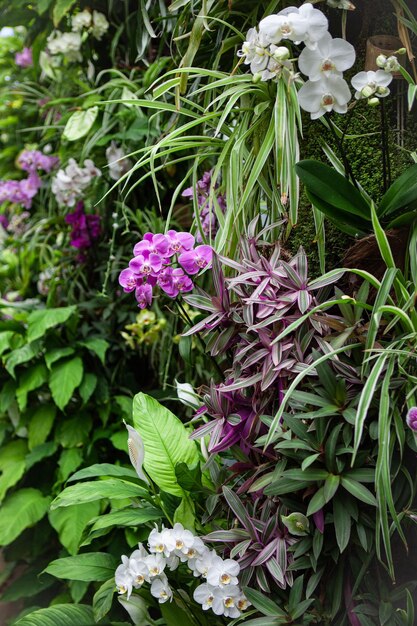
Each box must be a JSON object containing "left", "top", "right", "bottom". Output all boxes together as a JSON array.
[
  {"left": 380, "top": 99, "right": 391, "bottom": 192},
  {"left": 326, "top": 114, "right": 359, "bottom": 190}
]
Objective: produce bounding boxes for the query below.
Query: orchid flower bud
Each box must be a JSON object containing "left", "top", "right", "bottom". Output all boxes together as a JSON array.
[
  {"left": 376, "top": 54, "right": 387, "bottom": 69},
  {"left": 361, "top": 84, "right": 375, "bottom": 98},
  {"left": 368, "top": 97, "right": 380, "bottom": 107},
  {"left": 272, "top": 46, "right": 290, "bottom": 61}
]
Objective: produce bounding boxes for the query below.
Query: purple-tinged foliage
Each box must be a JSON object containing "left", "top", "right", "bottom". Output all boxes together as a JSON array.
[
  {"left": 205, "top": 487, "right": 296, "bottom": 592},
  {"left": 184, "top": 228, "right": 341, "bottom": 452}
]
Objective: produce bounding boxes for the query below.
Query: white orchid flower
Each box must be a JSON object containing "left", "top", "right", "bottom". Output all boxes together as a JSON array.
[
  {"left": 298, "top": 75, "right": 351, "bottom": 118},
  {"left": 298, "top": 32, "right": 355, "bottom": 81},
  {"left": 351, "top": 70, "right": 393, "bottom": 100}
]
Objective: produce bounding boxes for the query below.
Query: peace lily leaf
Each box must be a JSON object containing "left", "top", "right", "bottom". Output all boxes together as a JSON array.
[
  {"left": 44, "top": 553, "right": 117, "bottom": 582},
  {"left": 51, "top": 478, "right": 147, "bottom": 509},
  {"left": 63, "top": 107, "right": 99, "bottom": 141},
  {"left": 88, "top": 506, "right": 162, "bottom": 533},
  {"left": 133, "top": 393, "right": 199, "bottom": 497},
  {"left": 14, "top": 604, "right": 94, "bottom": 626},
  {"left": 0, "top": 489, "right": 51, "bottom": 546},
  {"left": 49, "top": 502, "right": 100, "bottom": 555},
  {"left": 93, "top": 578, "right": 115, "bottom": 622}
]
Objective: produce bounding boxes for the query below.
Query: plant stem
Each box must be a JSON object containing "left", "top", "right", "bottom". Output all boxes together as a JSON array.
[
  {"left": 326, "top": 114, "right": 359, "bottom": 190},
  {"left": 380, "top": 99, "right": 391, "bottom": 192}
]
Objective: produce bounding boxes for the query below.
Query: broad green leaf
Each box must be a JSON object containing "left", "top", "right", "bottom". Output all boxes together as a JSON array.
[
  {"left": 49, "top": 502, "right": 100, "bottom": 555},
  {"left": 63, "top": 107, "right": 99, "bottom": 141},
  {"left": 56, "top": 415, "right": 92, "bottom": 448},
  {"left": 51, "top": 479, "right": 147, "bottom": 509},
  {"left": 118, "top": 595, "right": 153, "bottom": 625},
  {"left": 28, "top": 405, "right": 56, "bottom": 450},
  {"left": 16, "top": 363, "right": 48, "bottom": 411},
  {"left": 93, "top": 578, "right": 115, "bottom": 622},
  {"left": 0, "top": 489, "right": 51, "bottom": 546},
  {"left": 340, "top": 477, "right": 377, "bottom": 506},
  {"left": 14, "top": 604, "right": 94, "bottom": 626},
  {"left": 0, "top": 440, "right": 27, "bottom": 501},
  {"left": 243, "top": 587, "right": 286, "bottom": 616},
  {"left": 58, "top": 448, "right": 83, "bottom": 483},
  {"left": 68, "top": 463, "right": 138, "bottom": 482},
  {"left": 79, "top": 373, "right": 97, "bottom": 405},
  {"left": 27, "top": 306, "right": 76, "bottom": 342},
  {"left": 133, "top": 393, "right": 199, "bottom": 496},
  {"left": 160, "top": 598, "right": 198, "bottom": 626},
  {"left": 295, "top": 160, "right": 371, "bottom": 219},
  {"left": 79, "top": 338, "right": 108, "bottom": 365},
  {"left": 0, "top": 330, "right": 15, "bottom": 356},
  {"left": 49, "top": 357, "right": 83, "bottom": 410},
  {"left": 89, "top": 506, "right": 162, "bottom": 533},
  {"left": 53, "top": 0, "right": 77, "bottom": 25},
  {"left": 5, "top": 341, "right": 41, "bottom": 378},
  {"left": 45, "top": 347, "right": 75, "bottom": 369},
  {"left": 379, "top": 163, "right": 417, "bottom": 216},
  {"left": 25, "top": 441, "right": 57, "bottom": 470},
  {"left": 173, "top": 495, "right": 195, "bottom": 530},
  {"left": 44, "top": 553, "right": 117, "bottom": 582}
]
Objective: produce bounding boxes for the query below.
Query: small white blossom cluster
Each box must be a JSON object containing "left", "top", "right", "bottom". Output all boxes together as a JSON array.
[
  {"left": 47, "top": 31, "right": 82, "bottom": 62},
  {"left": 351, "top": 70, "right": 393, "bottom": 104},
  {"left": 51, "top": 159, "right": 101, "bottom": 207},
  {"left": 238, "top": 3, "right": 329, "bottom": 82},
  {"left": 115, "top": 523, "right": 250, "bottom": 619},
  {"left": 71, "top": 9, "right": 109, "bottom": 40},
  {"left": 106, "top": 142, "right": 132, "bottom": 181},
  {"left": 46, "top": 10, "right": 109, "bottom": 63}
]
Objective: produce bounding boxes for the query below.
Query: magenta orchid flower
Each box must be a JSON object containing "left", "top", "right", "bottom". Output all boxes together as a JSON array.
[
  {"left": 135, "top": 283, "right": 153, "bottom": 309},
  {"left": 179, "top": 245, "right": 213, "bottom": 275},
  {"left": 159, "top": 268, "right": 194, "bottom": 298},
  {"left": 133, "top": 233, "right": 169, "bottom": 258},
  {"left": 15, "top": 47, "right": 33, "bottom": 68},
  {"left": 166, "top": 229, "right": 195, "bottom": 256},
  {"left": 119, "top": 268, "right": 142, "bottom": 293},
  {"left": 129, "top": 253, "right": 163, "bottom": 278},
  {"left": 406, "top": 407, "right": 417, "bottom": 431}
]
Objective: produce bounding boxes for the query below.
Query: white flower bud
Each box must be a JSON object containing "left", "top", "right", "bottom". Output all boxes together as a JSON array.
[
  {"left": 361, "top": 84, "right": 375, "bottom": 98},
  {"left": 376, "top": 54, "right": 387, "bottom": 68},
  {"left": 376, "top": 85, "right": 390, "bottom": 96},
  {"left": 175, "top": 380, "right": 201, "bottom": 410},
  {"left": 272, "top": 46, "right": 290, "bottom": 61},
  {"left": 368, "top": 97, "right": 380, "bottom": 107}
]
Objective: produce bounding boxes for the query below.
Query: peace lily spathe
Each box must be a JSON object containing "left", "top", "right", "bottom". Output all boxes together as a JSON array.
[
  {"left": 351, "top": 70, "right": 393, "bottom": 100},
  {"left": 176, "top": 380, "right": 201, "bottom": 410},
  {"left": 298, "top": 32, "right": 355, "bottom": 81},
  {"left": 124, "top": 421, "right": 148, "bottom": 483},
  {"left": 297, "top": 75, "right": 351, "bottom": 119}
]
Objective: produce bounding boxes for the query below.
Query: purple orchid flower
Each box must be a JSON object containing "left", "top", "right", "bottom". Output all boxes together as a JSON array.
[
  {"left": 165, "top": 229, "right": 195, "bottom": 256},
  {"left": 135, "top": 283, "right": 153, "bottom": 309},
  {"left": 406, "top": 407, "right": 417, "bottom": 431},
  {"left": 159, "top": 268, "right": 194, "bottom": 298},
  {"left": 133, "top": 232, "right": 169, "bottom": 258},
  {"left": 179, "top": 245, "right": 213, "bottom": 275},
  {"left": 17, "top": 150, "right": 58, "bottom": 174},
  {"left": 129, "top": 253, "right": 163, "bottom": 279},
  {"left": 15, "top": 47, "right": 33, "bottom": 68},
  {"left": 65, "top": 202, "right": 101, "bottom": 253},
  {"left": 119, "top": 268, "right": 142, "bottom": 293}
]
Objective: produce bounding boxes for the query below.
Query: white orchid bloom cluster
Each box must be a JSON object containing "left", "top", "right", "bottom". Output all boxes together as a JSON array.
[
  {"left": 115, "top": 524, "right": 250, "bottom": 619},
  {"left": 51, "top": 159, "right": 101, "bottom": 207},
  {"left": 46, "top": 10, "right": 109, "bottom": 63},
  {"left": 238, "top": 4, "right": 357, "bottom": 119},
  {"left": 105, "top": 142, "right": 132, "bottom": 181},
  {"left": 238, "top": 3, "right": 329, "bottom": 82},
  {"left": 71, "top": 9, "right": 110, "bottom": 40},
  {"left": 351, "top": 70, "right": 393, "bottom": 104}
]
